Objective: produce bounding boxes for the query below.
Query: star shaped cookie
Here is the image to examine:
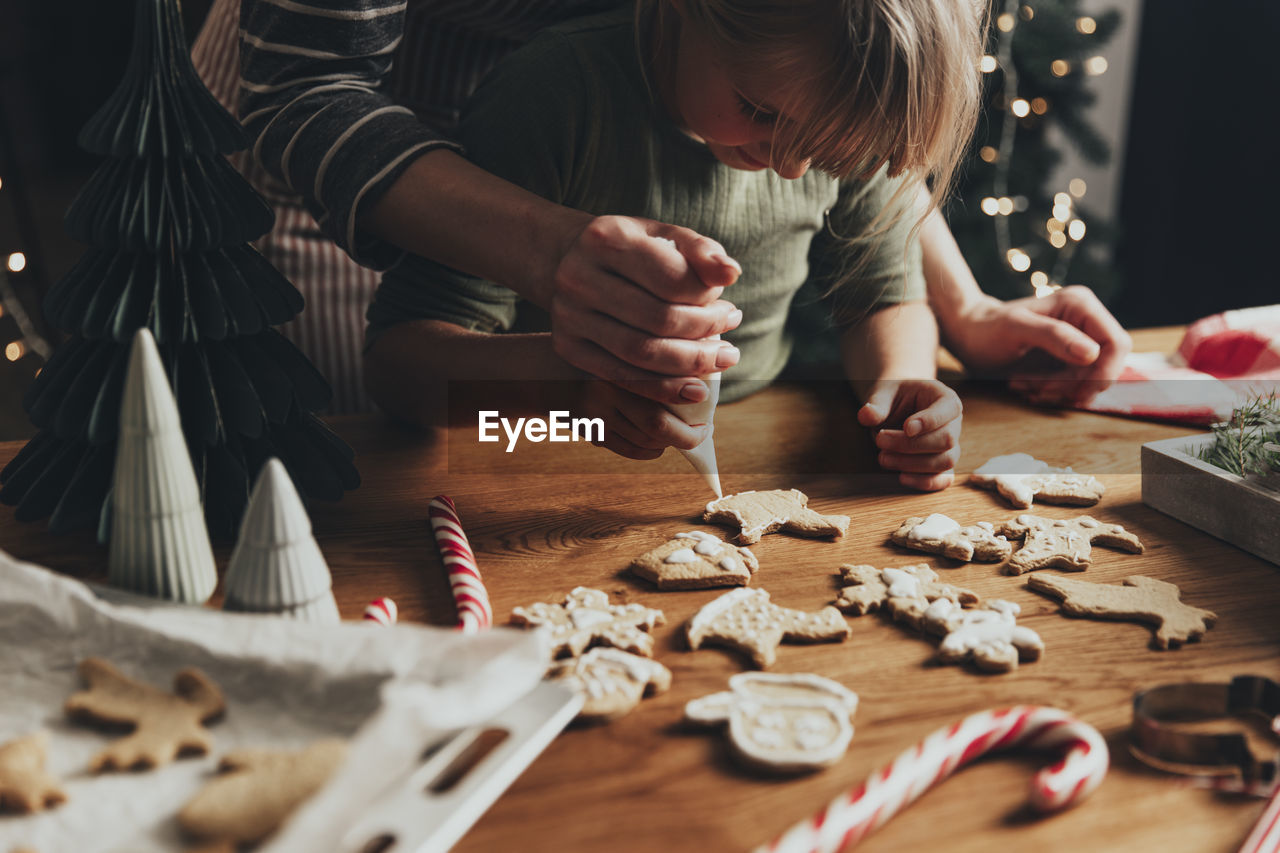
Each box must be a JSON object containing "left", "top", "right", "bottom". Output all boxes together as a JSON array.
[
  {"left": 890, "top": 513, "right": 1012, "bottom": 562},
  {"left": 686, "top": 587, "right": 849, "bottom": 668},
  {"left": 511, "top": 587, "right": 666, "bottom": 657},
  {"left": 998, "top": 514, "right": 1144, "bottom": 575},
  {"left": 630, "top": 530, "right": 759, "bottom": 590},
  {"left": 970, "top": 452, "right": 1105, "bottom": 509},
  {"left": 703, "top": 489, "right": 849, "bottom": 545}
]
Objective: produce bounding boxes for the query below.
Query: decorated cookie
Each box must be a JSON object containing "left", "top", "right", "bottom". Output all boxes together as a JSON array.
[
  {"left": 998, "top": 514, "right": 1144, "bottom": 575},
  {"left": 630, "top": 531, "right": 759, "bottom": 590},
  {"left": 64, "top": 658, "right": 226, "bottom": 772},
  {"left": 1028, "top": 574, "right": 1216, "bottom": 649},
  {"left": 547, "top": 648, "right": 673, "bottom": 722},
  {"left": 685, "top": 672, "right": 859, "bottom": 773},
  {"left": 921, "top": 599, "right": 1044, "bottom": 673},
  {"left": 703, "top": 489, "right": 849, "bottom": 545},
  {"left": 0, "top": 731, "right": 67, "bottom": 814},
  {"left": 686, "top": 588, "right": 849, "bottom": 668},
  {"left": 970, "top": 452, "right": 1105, "bottom": 509},
  {"left": 890, "top": 514, "right": 1012, "bottom": 562},
  {"left": 511, "top": 587, "right": 666, "bottom": 658},
  {"left": 179, "top": 739, "right": 347, "bottom": 845},
  {"left": 833, "top": 563, "right": 979, "bottom": 628}
]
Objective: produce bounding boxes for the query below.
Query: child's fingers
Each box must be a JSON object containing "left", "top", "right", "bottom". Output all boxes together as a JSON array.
[
  {"left": 877, "top": 447, "right": 960, "bottom": 474},
  {"left": 874, "top": 426, "right": 957, "bottom": 455},
  {"left": 901, "top": 393, "right": 962, "bottom": 437},
  {"left": 857, "top": 384, "right": 899, "bottom": 427},
  {"left": 898, "top": 470, "right": 955, "bottom": 492}
]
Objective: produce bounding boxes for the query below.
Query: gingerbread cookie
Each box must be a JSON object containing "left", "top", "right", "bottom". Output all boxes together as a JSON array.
[
  {"left": 685, "top": 672, "right": 859, "bottom": 773},
  {"left": 179, "top": 739, "right": 347, "bottom": 845},
  {"left": 998, "top": 514, "right": 1144, "bottom": 575},
  {"left": 0, "top": 731, "right": 66, "bottom": 814},
  {"left": 547, "top": 648, "right": 673, "bottom": 722},
  {"left": 833, "top": 563, "right": 979, "bottom": 628},
  {"left": 890, "top": 514, "right": 1012, "bottom": 562},
  {"left": 970, "top": 452, "right": 1105, "bottom": 509},
  {"left": 630, "top": 531, "right": 759, "bottom": 590},
  {"left": 65, "top": 658, "right": 226, "bottom": 772},
  {"left": 703, "top": 489, "right": 849, "bottom": 545},
  {"left": 921, "top": 599, "right": 1044, "bottom": 673},
  {"left": 686, "top": 588, "right": 849, "bottom": 668},
  {"left": 1028, "top": 574, "right": 1216, "bottom": 649},
  {"left": 511, "top": 587, "right": 665, "bottom": 658}
]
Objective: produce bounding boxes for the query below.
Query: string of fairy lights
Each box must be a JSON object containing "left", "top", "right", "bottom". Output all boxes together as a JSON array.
[
  {"left": 978, "top": 0, "right": 1110, "bottom": 297},
  {"left": 0, "top": 170, "right": 52, "bottom": 374}
]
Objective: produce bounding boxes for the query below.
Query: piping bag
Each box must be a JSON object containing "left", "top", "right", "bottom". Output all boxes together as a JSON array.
[{"left": 666, "top": 336, "right": 724, "bottom": 498}]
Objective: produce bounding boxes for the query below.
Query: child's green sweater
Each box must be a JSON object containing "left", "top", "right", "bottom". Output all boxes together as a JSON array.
[{"left": 366, "top": 8, "right": 924, "bottom": 402}]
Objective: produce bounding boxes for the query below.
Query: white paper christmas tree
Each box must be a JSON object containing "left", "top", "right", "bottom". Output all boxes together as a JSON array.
[
  {"left": 222, "top": 458, "right": 340, "bottom": 622},
  {"left": 107, "top": 328, "right": 218, "bottom": 603}
]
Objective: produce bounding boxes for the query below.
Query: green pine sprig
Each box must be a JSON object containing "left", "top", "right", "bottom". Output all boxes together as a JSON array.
[{"left": 1194, "top": 392, "right": 1280, "bottom": 478}]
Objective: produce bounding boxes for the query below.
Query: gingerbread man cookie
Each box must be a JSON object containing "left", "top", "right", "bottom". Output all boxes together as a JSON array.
[
  {"left": 890, "top": 514, "right": 1012, "bottom": 562},
  {"left": 1028, "top": 574, "right": 1216, "bottom": 649},
  {"left": 998, "top": 514, "right": 1144, "bottom": 575},
  {"left": 921, "top": 599, "right": 1044, "bottom": 673},
  {"left": 547, "top": 648, "right": 673, "bottom": 722},
  {"left": 0, "top": 731, "right": 66, "bottom": 814},
  {"left": 703, "top": 489, "right": 849, "bottom": 545},
  {"left": 970, "top": 452, "right": 1105, "bottom": 509},
  {"left": 179, "top": 739, "right": 347, "bottom": 845},
  {"left": 630, "top": 531, "right": 759, "bottom": 590},
  {"left": 833, "top": 563, "right": 980, "bottom": 629},
  {"left": 685, "top": 672, "right": 859, "bottom": 773},
  {"left": 686, "top": 588, "right": 849, "bottom": 668},
  {"left": 64, "top": 658, "right": 226, "bottom": 772},
  {"left": 511, "top": 587, "right": 666, "bottom": 658}
]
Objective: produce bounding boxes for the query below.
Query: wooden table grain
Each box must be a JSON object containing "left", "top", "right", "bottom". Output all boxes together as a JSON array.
[{"left": 2, "top": 326, "right": 1277, "bottom": 853}]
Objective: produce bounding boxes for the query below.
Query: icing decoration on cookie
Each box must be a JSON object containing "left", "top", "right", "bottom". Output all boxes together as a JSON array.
[
  {"left": 1027, "top": 574, "right": 1216, "bottom": 649},
  {"left": 703, "top": 489, "right": 849, "bottom": 545},
  {"left": 0, "top": 731, "right": 67, "bottom": 814},
  {"left": 630, "top": 531, "right": 759, "bottom": 590},
  {"left": 511, "top": 587, "right": 666, "bottom": 658},
  {"left": 890, "top": 514, "right": 1012, "bottom": 562},
  {"left": 997, "top": 514, "right": 1144, "bottom": 575},
  {"left": 547, "top": 648, "right": 673, "bottom": 722},
  {"left": 921, "top": 599, "right": 1044, "bottom": 672},
  {"left": 833, "top": 563, "right": 979, "bottom": 629},
  {"left": 64, "top": 658, "right": 226, "bottom": 772},
  {"left": 685, "top": 672, "right": 859, "bottom": 773},
  {"left": 970, "top": 452, "right": 1105, "bottom": 509},
  {"left": 686, "top": 588, "right": 849, "bottom": 668}
]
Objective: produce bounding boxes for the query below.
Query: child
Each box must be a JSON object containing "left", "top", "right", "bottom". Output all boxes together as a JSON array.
[{"left": 363, "top": 0, "right": 985, "bottom": 491}]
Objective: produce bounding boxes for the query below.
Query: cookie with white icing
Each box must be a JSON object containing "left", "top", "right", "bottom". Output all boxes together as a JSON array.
[
  {"left": 685, "top": 672, "right": 859, "bottom": 773},
  {"left": 833, "top": 563, "right": 979, "bottom": 629},
  {"left": 703, "top": 489, "right": 849, "bottom": 545},
  {"left": 970, "top": 452, "right": 1105, "bottom": 509},
  {"left": 921, "top": 598, "right": 1044, "bottom": 672},
  {"left": 630, "top": 531, "right": 759, "bottom": 590},
  {"left": 1027, "top": 574, "right": 1215, "bottom": 649},
  {"left": 511, "top": 587, "right": 666, "bottom": 658},
  {"left": 998, "top": 514, "right": 1144, "bottom": 575},
  {"left": 686, "top": 587, "right": 849, "bottom": 668},
  {"left": 890, "top": 513, "right": 1012, "bottom": 562},
  {"left": 547, "top": 648, "right": 673, "bottom": 722}
]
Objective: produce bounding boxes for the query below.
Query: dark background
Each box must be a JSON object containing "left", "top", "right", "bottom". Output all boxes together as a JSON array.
[{"left": 1, "top": 0, "right": 1277, "bottom": 441}]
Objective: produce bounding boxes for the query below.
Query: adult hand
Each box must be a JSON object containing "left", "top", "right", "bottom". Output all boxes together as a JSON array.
[
  {"left": 576, "top": 379, "right": 711, "bottom": 461},
  {"left": 857, "top": 379, "right": 963, "bottom": 492},
  {"left": 550, "top": 215, "right": 743, "bottom": 407},
  {"left": 946, "top": 286, "right": 1131, "bottom": 405}
]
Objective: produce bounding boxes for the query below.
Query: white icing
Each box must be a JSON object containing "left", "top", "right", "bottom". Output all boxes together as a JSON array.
[
  {"left": 908, "top": 513, "right": 961, "bottom": 541},
  {"left": 757, "top": 711, "right": 785, "bottom": 729},
  {"left": 675, "top": 530, "right": 724, "bottom": 556},
  {"left": 569, "top": 608, "right": 613, "bottom": 629},
  {"left": 663, "top": 548, "right": 699, "bottom": 564},
  {"left": 671, "top": 371, "right": 723, "bottom": 497},
  {"left": 880, "top": 567, "right": 922, "bottom": 599},
  {"left": 1016, "top": 514, "right": 1035, "bottom": 525},
  {"left": 1079, "top": 517, "right": 1099, "bottom": 528},
  {"left": 976, "top": 521, "right": 994, "bottom": 532},
  {"left": 973, "top": 453, "right": 1050, "bottom": 477},
  {"left": 752, "top": 728, "right": 785, "bottom": 748},
  {"left": 719, "top": 556, "right": 740, "bottom": 573}
]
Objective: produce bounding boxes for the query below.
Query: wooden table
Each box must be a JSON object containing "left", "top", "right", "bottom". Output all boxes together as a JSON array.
[{"left": 3, "top": 327, "right": 1277, "bottom": 852}]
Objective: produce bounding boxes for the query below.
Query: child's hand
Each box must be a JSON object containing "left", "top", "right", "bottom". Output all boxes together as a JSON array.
[
  {"left": 857, "top": 379, "right": 962, "bottom": 491},
  {"left": 576, "top": 380, "right": 710, "bottom": 461}
]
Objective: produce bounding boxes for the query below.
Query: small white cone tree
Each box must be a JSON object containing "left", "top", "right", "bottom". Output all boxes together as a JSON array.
[{"left": 107, "top": 328, "right": 217, "bottom": 603}]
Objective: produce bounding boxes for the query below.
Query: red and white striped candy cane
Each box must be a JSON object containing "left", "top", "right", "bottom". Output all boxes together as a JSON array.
[
  {"left": 428, "top": 495, "right": 493, "bottom": 633},
  {"left": 362, "top": 597, "right": 398, "bottom": 626},
  {"left": 757, "top": 706, "right": 1109, "bottom": 853},
  {"left": 1239, "top": 787, "right": 1280, "bottom": 853}
]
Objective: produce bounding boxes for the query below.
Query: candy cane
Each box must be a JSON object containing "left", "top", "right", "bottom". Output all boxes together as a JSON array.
[
  {"left": 1239, "top": 787, "right": 1280, "bottom": 853},
  {"left": 428, "top": 495, "right": 493, "bottom": 633},
  {"left": 757, "top": 706, "right": 1108, "bottom": 853},
  {"left": 362, "top": 597, "right": 398, "bottom": 626}
]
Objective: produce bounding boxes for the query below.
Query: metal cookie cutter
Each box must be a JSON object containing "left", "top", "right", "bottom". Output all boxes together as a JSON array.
[{"left": 1131, "top": 675, "right": 1280, "bottom": 795}]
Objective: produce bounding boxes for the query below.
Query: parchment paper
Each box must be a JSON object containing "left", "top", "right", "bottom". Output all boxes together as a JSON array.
[{"left": 0, "top": 549, "right": 549, "bottom": 853}]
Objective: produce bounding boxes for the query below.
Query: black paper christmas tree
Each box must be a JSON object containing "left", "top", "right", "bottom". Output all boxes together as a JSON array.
[{"left": 0, "top": 0, "right": 359, "bottom": 538}]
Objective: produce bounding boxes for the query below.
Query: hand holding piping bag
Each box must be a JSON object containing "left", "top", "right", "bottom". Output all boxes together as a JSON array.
[{"left": 667, "top": 334, "right": 724, "bottom": 498}]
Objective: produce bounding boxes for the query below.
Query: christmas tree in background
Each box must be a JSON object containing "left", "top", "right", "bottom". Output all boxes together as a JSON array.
[
  {"left": 0, "top": 0, "right": 359, "bottom": 538},
  {"left": 946, "top": 0, "right": 1121, "bottom": 303}
]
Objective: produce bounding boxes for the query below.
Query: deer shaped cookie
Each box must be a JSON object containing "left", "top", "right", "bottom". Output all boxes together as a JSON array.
[{"left": 1028, "top": 574, "right": 1216, "bottom": 649}]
